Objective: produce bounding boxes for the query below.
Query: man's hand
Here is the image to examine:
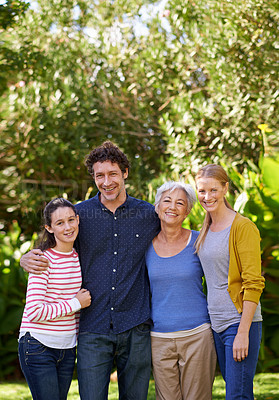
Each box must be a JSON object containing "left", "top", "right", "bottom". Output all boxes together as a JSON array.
[{"left": 20, "top": 249, "right": 49, "bottom": 274}]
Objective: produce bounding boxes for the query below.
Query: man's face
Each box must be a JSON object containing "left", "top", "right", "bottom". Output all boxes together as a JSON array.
[{"left": 93, "top": 161, "right": 128, "bottom": 206}]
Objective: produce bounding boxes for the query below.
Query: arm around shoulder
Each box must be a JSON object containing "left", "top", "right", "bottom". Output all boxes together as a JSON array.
[{"left": 20, "top": 249, "right": 49, "bottom": 274}]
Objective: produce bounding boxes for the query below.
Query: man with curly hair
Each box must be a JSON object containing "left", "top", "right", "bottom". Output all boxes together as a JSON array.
[{"left": 20, "top": 141, "right": 160, "bottom": 400}]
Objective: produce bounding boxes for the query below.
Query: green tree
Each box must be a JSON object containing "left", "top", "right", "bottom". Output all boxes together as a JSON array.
[
  {"left": 128, "top": 0, "right": 279, "bottom": 175},
  {"left": 0, "top": 0, "right": 166, "bottom": 234},
  {"left": 1, "top": 0, "right": 278, "bottom": 234}
]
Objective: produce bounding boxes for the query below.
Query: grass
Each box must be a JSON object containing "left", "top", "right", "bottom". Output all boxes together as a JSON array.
[{"left": 0, "top": 374, "right": 278, "bottom": 399}]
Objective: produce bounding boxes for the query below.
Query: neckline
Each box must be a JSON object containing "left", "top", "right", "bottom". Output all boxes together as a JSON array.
[
  {"left": 97, "top": 191, "right": 129, "bottom": 212},
  {"left": 47, "top": 248, "right": 74, "bottom": 255},
  {"left": 209, "top": 224, "right": 232, "bottom": 233},
  {"left": 152, "top": 231, "right": 193, "bottom": 259},
  {"left": 209, "top": 212, "right": 236, "bottom": 233}
]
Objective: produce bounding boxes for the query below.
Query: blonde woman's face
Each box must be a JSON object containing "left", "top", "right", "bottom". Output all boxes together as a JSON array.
[{"left": 196, "top": 177, "right": 228, "bottom": 213}]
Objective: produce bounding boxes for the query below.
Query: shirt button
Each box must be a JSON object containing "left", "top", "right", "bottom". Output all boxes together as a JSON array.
[
  {"left": 113, "top": 269, "right": 116, "bottom": 273},
  {"left": 114, "top": 233, "right": 118, "bottom": 237},
  {"left": 114, "top": 251, "right": 117, "bottom": 255},
  {"left": 111, "top": 307, "right": 114, "bottom": 311},
  {"left": 112, "top": 287, "right": 115, "bottom": 290},
  {"left": 114, "top": 216, "right": 117, "bottom": 220},
  {"left": 136, "top": 234, "right": 139, "bottom": 237}
]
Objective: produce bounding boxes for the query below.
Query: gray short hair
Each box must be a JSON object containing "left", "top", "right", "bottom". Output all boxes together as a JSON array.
[{"left": 154, "top": 181, "right": 197, "bottom": 214}]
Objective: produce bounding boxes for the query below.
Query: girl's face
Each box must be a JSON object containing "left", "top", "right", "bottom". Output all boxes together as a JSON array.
[
  {"left": 45, "top": 207, "right": 79, "bottom": 252},
  {"left": 196, "top": 177, "right": 228, "bottom": 214}
]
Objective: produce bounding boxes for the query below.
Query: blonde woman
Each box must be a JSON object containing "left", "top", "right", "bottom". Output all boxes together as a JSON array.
[{"left": 195, "top": 164, "right": 265, "bottom": 400}]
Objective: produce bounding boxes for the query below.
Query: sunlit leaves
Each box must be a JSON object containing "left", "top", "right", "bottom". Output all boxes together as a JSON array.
[{"left": 1, "top": 0, "right": 278, "bottom": 232}]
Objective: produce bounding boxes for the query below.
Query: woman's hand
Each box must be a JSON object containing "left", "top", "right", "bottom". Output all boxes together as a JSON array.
[
  {"left": 75, "top": 289, "right": 91, "bottom": 309},
  {"left": 233, "top": 300, "right": 258, "bottom": 362},
  {"left": 233, "top": 331, "right": 249, "bottom": 362}
]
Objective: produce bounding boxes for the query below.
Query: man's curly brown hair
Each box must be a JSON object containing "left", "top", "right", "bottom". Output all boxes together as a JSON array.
[{"left": 85, "top": 141, "right": 130, "bottom": 176}]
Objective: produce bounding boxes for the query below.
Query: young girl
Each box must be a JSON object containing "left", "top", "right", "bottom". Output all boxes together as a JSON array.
[
  {"left": 18, "top": 198, "right": 91, "bottom": 400},
  {"left": 195, "top": 164, "right": 265, "bottom": 400}
]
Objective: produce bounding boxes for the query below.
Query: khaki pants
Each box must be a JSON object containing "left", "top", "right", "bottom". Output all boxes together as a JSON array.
[{"left": 151, "top": 328, "right": 216, "bottom": 400}]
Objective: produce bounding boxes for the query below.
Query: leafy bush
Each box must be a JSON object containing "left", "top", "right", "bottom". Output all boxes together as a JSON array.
[
  {"left": 0, "top": 221, "right": 36, "bottom": 378},
  {"left": 244, "top": 156, "right": 279, "bottom": 371}
]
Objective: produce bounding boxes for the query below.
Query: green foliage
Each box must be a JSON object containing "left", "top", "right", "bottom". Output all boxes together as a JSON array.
[
  {"left": 0, "top": 0, "right": 166, "bottom": 235},
  {"left": 1, "top": 0, "right": 278, "bottom": 233},
  {"left": 0, "top": 1, "right": 29, "bottom": 30},
  {"left": 0, "top": 221, "right": 36, "bottom": 378},
  {"left": 158, "top": 0, "right": 278, "bottom": 175},
  {"left": 244, "top": 156, "right": 279, "bottom": 371}
]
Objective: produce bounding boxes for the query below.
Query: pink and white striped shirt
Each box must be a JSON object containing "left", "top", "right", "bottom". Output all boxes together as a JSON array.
[{"left": 19, "top": 248, "right": 82, "bottom": 348}]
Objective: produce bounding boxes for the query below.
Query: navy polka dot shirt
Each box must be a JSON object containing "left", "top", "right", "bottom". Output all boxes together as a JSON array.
[{"left": 75, "top": 193, "right": 160, "bottom": 334}]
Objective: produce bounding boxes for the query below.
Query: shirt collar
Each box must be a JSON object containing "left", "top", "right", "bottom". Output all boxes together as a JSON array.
[{"left": 95, "top": 191, "right": 131, "bottom": 212}]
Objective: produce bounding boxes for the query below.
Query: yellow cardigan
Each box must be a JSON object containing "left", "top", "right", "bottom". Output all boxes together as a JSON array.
[{"left": 228, "top": 213, "right": 265, "bottom": 314}]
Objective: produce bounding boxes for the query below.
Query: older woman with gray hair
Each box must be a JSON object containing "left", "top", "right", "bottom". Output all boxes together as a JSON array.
[{"left": 146, "top": 181, "right": 216, "bottom": 400}]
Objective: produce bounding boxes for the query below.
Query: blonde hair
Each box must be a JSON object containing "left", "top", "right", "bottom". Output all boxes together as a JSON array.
[{"left": 195, "top": 164, "right": 234, "bottom": 253}]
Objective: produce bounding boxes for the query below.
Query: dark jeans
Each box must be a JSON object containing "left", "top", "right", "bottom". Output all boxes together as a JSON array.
[
  {"left": 18, "top": 332, "right": 76, "bottom": 400},
  {"left": 77, "top": 323, "right": 151, "bottom": 400},
  {"left": 213, "top": 322, "right": 262, "bottom": 400}
]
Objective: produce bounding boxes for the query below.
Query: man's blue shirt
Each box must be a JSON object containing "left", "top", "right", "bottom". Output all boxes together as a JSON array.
[{"left": 74, "top": 193, "right": 160, "bottom": 334}]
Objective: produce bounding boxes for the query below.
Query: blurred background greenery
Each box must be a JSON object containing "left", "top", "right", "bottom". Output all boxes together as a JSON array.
[{"left": 0, "top": 0, "right": 278, "bottom": 379}]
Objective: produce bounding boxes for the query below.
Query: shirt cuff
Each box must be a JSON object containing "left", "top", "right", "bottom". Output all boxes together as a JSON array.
[{"left": 70, "top": 297, "right": 82, "bottom": 312}]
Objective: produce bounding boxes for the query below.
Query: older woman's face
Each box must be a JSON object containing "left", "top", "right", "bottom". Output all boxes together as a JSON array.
[{"left": 157, "top": 188, "right": 189, "bottom": 225}]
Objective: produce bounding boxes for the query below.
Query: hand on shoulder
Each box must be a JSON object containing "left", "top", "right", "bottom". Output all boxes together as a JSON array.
[{"left": 20, "top": 249, "right": 49, "bottom": 274}]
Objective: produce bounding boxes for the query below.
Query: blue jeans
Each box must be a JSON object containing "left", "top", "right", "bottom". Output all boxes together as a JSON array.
[
  {"left": 77, "top": 323, "right": 151, "bottom": 400},
  {"left": 18, "top": 332, "right": 76, "bottom": 400},
  {"left": 213, "top": 322, "right": 262, "bottom": 400}
]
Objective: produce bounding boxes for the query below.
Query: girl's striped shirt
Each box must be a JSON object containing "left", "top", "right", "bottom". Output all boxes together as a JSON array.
[{"left": 19, "top": 248, "right": 82, "bottom": 347}]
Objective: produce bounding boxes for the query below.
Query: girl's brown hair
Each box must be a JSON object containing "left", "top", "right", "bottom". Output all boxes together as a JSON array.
[
  {"left": 38, "top": 198, "right": 77, "bottom": 251},
  {"left": 195, "top": 164, "right": 234, "bottom": 253}
]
